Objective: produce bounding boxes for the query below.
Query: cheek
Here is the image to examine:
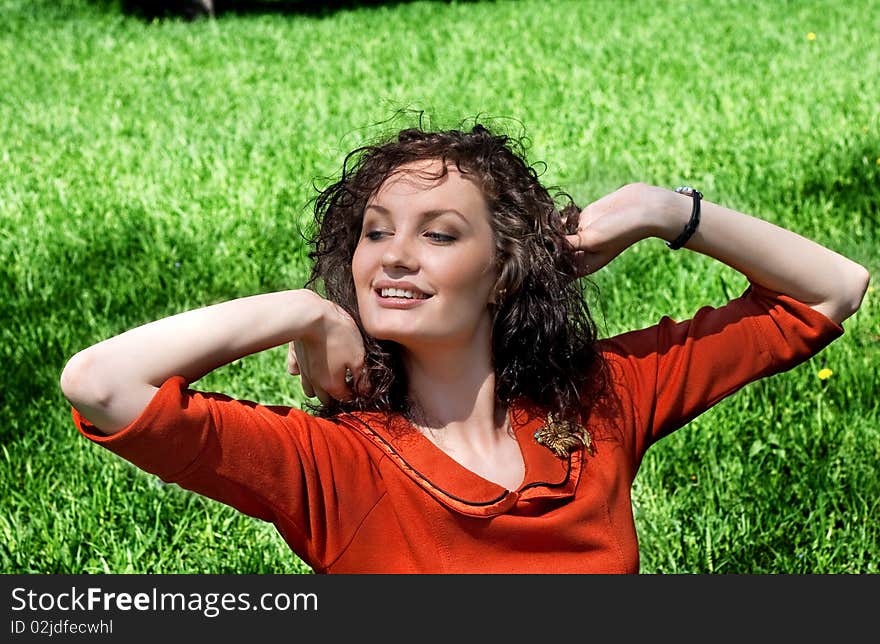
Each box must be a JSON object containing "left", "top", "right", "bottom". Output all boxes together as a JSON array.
[
  {"left": 351, "top": 245, "right": 381, "bottom": 318},
  {"left": 351, "top": 245, "right": 369, "bottom": 288},
  {"left": 431, "top": 255, "right": 496, "bottom": 302}
]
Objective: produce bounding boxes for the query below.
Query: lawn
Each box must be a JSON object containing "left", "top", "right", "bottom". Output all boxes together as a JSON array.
[{"left": 1, "top": 0, "right": 877, "bottom": 574}]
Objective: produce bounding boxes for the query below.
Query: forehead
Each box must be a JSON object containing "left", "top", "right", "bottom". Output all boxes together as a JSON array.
[{"left": 369, "top": 159, "right": 487, "bottom": 209}]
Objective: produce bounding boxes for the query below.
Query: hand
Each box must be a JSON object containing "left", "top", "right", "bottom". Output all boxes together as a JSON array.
[
  {"left": 565, "top": 183, "right": 668, "bottom": 277},
  {"left": 286, "top": 297, "right": 368, "bottom": 405}
]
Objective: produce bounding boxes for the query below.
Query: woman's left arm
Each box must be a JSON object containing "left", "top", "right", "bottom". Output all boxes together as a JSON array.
[{"left": 568, "top": 183, "right": 870, "bottom": 325}]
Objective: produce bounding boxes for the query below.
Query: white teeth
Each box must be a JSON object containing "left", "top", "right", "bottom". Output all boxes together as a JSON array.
[{"left": 380, "top": 288, "right": 427, "bottom": 299}]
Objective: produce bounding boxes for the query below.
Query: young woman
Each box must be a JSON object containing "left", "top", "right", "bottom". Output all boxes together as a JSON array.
[{"left": 60, "top": 124, "right": 869, "bottom": 573}]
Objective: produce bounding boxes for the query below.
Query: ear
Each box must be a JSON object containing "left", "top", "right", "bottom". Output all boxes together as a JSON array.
[
  {"left": 487, "top": 266, "right": 502, "bottom": 305},
  {"left": 488, "top": 278, "right": 507, "bottom": 306},
  {"left": 488, "top": 257, "right": 510, "bottom": 305}
]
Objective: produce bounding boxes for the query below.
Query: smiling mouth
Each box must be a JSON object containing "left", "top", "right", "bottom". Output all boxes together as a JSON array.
[{"left": 377, "top": 288, "right": 432, "bottom": 300}]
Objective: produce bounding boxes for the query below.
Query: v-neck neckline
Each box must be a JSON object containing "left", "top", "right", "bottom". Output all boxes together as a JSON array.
[
  {"left": 407, "top": 406, "right": 524, "bottom": 491},
  {"left": 338, "top": 400, "right": 585, "bottom": 517}
]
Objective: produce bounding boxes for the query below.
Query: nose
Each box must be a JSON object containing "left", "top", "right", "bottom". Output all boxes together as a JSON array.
[{"left": 381, "top": 234, "right": 419, "bottom": 271}]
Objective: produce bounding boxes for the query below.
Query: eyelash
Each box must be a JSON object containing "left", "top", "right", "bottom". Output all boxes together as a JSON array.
[
  {"left": 425, "top": 232, "right": 456, "bottom": 243},
  {"left": 363, "top": 231, "right": 457, "bottom": 243}
]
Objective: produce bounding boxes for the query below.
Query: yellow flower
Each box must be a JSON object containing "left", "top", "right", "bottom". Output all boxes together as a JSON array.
[
  {"left": 817, "top": 368, "right": 833, "bottom": 380},
  {"left": 876, "top": 157, "right": 880, "bottom": 166},
  {"left": 807, "top": 32, "right": 816, "bottom": 40}
]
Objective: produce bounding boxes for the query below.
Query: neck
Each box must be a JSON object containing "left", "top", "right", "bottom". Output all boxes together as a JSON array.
[{"left": 401, "top": 324, "right": 506, "bottom": 448}]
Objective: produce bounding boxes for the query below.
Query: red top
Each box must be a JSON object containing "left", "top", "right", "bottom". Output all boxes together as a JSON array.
[{"left": 73, "top": 283, "right": 843, "bottom": 573}]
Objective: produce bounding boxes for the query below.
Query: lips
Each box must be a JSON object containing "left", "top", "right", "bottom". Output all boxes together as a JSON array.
[
  {"left": 371, "top": 280, "right": 433, "bottom": 308},
  {"left": 372, "top": 281, "right": 433, "bottom": 300},
  {"left": 378, "top": 287, "right": 429, "bottom": 300}
]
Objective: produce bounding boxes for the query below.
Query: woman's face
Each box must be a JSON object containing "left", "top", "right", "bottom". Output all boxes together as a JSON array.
[{"left": 351, "top": 159, "right": 498, "bottom": 351}]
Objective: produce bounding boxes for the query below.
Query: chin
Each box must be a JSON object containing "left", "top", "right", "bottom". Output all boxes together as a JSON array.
[
  {"left": 364, "top": 326, "right": 419, "bottom": 345},
  {"left": 362, "top": 323, "right": 445, "bottom": 349}
]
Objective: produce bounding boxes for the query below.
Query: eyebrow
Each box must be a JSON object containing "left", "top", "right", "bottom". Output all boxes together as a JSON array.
[{"left": 364, "top": 204, "right": 470, "bottom": 226}]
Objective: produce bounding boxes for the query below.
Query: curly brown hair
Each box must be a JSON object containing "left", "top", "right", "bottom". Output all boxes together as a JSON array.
[{"left": 304, "top": 121, "right": 610, "bottom": 453}]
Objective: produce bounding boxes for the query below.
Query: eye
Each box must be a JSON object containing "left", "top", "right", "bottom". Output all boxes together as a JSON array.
[
  {"left": 424, "top": 232, "right": 456, "bottom": 243},
  {"left": 364, "top": 230, "right": 390, "bottom": 241}
]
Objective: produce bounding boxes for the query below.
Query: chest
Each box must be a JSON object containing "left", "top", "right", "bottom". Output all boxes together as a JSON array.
[{"left": 424, "top": 431, "right": 526, "bottom": 491}]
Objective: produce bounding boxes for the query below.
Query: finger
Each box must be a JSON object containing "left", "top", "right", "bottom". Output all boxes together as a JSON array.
[
  {"left": 301, "top": 373, "right": 316, "bottom": 398},
  {"left": 566, "top": 228, "right": 597, "bottom": 254},
  {"left": 293, "top": 340, "right": 311, "bottom": 379},
  {"left": 321, "top": 369, "right": 355, "bottom": 403},
  {"left": 573, "top": 250, "right": 591, "bottom": 276},
  {"left": 287, "top": 344, "right": 300, "bottom": 376},
  {"left": 313, "top": 384, "right": 332, "bottom": 406},
  {"left": 350, "top": 360, "right": 372, "bottom": 396},
  {"left": 565, "top": 232, "right": 583, "bottom": 250},
  {"left": 335, "top": 353, "right": 370, "bottom": 399}
]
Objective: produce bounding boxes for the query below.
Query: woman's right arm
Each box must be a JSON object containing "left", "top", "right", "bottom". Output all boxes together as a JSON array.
[{"left": 60, "top": 289, "right": 365, "bottom": 435}]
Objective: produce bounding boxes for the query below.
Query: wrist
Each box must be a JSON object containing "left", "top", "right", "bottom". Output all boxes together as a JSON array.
[
  {"left": 294, "top": 289, "right": 337, "bottom": 342},
  {"left": 647, "top": 189, "right": 694, "bottom": 243},
  {"left": 611, "top": 183, "right": 677, "bottom": 242}
]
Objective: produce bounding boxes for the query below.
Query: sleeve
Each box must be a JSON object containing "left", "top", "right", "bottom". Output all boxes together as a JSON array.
[
  {"left": 597, "top": 282, "right": 844, "bottom": 457},
  {"left": 72, "top": 375, "right": 384, "bottom": 570}
]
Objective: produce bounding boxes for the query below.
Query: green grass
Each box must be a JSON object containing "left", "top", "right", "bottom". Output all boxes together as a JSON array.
[{"left": 1, "top": 0, "right": 877, "bottom": 574}]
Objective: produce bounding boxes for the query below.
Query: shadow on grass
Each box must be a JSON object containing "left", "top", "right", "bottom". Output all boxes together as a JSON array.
[
  {"left": 788, "top": 142, "right": 880, "bottom": 266},
  {"left": 0, "top": 191, "right": 307, "bottom": 443},
  {"left": 93, "top": 0, "right": 465, "bottom": 20},
  {"left": 797, "top": 146, "right": 880, "bottom": 221}
]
